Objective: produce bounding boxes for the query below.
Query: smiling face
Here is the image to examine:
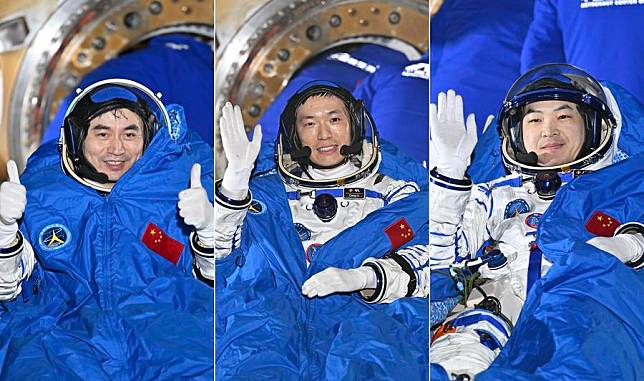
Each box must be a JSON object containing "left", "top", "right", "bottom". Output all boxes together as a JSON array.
[
  {"left": 82, "top": 108, "right": 144, "bottom": 185},
  {"left": 295, "top": 95, "right": 352, "bottom": 167},
  {"left": 521, "top": 100, "right": 585, "bottom": 166}
]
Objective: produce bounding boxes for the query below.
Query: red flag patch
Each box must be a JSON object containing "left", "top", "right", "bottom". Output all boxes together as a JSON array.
[
  {"left": 431, "top": 323, "right": 457, "bottom": 343},
  {"left": 384, "top": 217, "right": 414, "bottom": 251},
  {"left": 585, "top": 211, "right": 621, "bottom": 237},
  {"left": 141, "top": 223, "right": 184, "bottom": 265}
]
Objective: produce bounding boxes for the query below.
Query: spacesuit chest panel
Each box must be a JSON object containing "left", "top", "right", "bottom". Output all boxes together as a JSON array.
[
  {"left": 488, "top": 186, "right": 554, "bottom": 300},
  {"left": 289, "top": 195, "right": 385, "bottom": 244},
  {"left": 493, "top": 186, "right": 551, "bottom": 241},
  {"left": 285, "top": 175, "right": 392, "bottom": 263}
]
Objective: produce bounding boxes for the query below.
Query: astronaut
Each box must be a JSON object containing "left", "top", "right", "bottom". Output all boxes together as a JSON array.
[
  {"left": 215, "top": 81, "right": 428, "bottom": 304},
  {"left": 429, "top": 64, "right": 644, "bottom": 379},
  {"left": 269, "top": 65, "right": 644, "bottom": 379},
  {"left": 0, "top": 79, "right": 214, "bottom": 378}
]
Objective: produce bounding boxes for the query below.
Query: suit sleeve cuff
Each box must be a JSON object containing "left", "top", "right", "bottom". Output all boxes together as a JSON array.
[
  {"left": 615, "top": 222, "right": 644, "bottom": 270},
  {"left": 0, "top": 230, "right": 24, "bottom": 259},
  {"left": 215, "top": 179, "right": 252, "bottom": 210},
  {"left": 359, "top": 256, "right": 413, "bottom": 304},
  {"left": 430, "top": 167, "right": 472, "bottom": 192}
]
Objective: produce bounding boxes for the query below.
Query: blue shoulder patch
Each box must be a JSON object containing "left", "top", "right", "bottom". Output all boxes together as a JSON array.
[
  {"left": 38, "top": 223, "right": 71, "bottom": 251},
  {"left": 504, "top": 199, "right": 530, "bottom": 219},
  {"left": 248, "top": 199, "right": 266, "bottom": 215}
]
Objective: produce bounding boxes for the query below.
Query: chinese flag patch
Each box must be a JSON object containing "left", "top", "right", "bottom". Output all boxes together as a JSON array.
[
  {"left": 384, "top": 217, "right": 414, "bottom": 251},
  {"left": 585, "top": 211, "right": 621, "bottom": 237},
  {"left": 141, "top": 222, "right": 184, "bottom": 265}
]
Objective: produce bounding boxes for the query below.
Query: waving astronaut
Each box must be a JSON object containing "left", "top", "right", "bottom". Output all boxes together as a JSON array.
[
  {"left": 429, "top": 64, "right": 644, "bottom": 379},
  {"left": 215, "top": 81, "right": 428, "bottom": 303}
]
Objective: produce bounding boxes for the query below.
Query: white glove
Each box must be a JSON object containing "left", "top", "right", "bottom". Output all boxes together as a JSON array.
[
  {"left": 0, "top": 160, "right": 26, "bottom": 248},
  {"left": 302, "top": 266, "right": 376, "bottom": 298},
  {"left": 178, "top": 163, "right": 214, "bottom": 246},
  {"left": 219, "top": 102, "right": 262, "bottom": 200},
  {"left": 430, "top": 90, "right": 479, "bottom": 179},
  {"left": 588, "top": 233, "right": 644, "bottom": 264},
  {"left": 0, "top": 160, "right": 30, "bottom": 301}
]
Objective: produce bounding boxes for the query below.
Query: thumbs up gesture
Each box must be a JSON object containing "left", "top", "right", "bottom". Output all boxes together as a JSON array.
[
  {"left": 178, "top": 163, "right": 214, "bottom": 246},
  {"left": 0, "top": 160, "right": 26, "bottom": 248}
]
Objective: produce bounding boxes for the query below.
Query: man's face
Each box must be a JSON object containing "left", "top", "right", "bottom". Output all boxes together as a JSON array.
[
  {"left": 295, "top": 95, "right": 352, "bottom": 167},
  {"left": 521, "top": 100, "right": 585, "bottom": 166},
  {"left": 82, "top": 108, "right": 145, "bottom": 183}
]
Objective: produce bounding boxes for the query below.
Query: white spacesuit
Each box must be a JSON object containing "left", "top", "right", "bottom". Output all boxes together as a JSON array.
[
  {"left": 215, "top": 81, "right": 428, "bottom": 304},
  {"left": 285, "top": 164, "right": 418, "bottom": 261},
  {"left": 430, "top": 64, "right": 644, "bottom": 379}
]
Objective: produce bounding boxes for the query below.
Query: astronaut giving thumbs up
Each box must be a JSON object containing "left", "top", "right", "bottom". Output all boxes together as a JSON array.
[
  {"left": 0, "top": 160, "right": 36, "bottom": 300},
  {"left": 178, "top": 163, "right": 216, "bottom": 282}
]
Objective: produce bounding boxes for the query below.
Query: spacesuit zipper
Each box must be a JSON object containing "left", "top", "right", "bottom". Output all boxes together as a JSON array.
[
  {"left": 303, "top": 288, "right": 316, "bottom": 380},
  {"left": 100, "top": 198, "right": 113, "bottom": 311},
  {"left": 101, "top": 197, "right": 131, "bottom": 379},
  {"left": 303, "top": 252, "right": 321, "bottom": 380},
  {"left": 98, "top": 199, "right": 108, "bottom": 310}
]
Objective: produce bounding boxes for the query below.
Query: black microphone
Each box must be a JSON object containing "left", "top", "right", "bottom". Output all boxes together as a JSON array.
[
  {"left": 340, "top": 142, "right": 362, "bottom": 156},
  {"left": 516, "top": 151, "right": 539, "bottom": 166},
  {"left": 76, "top": 162, "right": 111, "bottom": 183},
  {"left": 290, "top": 146, "right": 312, "bottom": 160}
]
